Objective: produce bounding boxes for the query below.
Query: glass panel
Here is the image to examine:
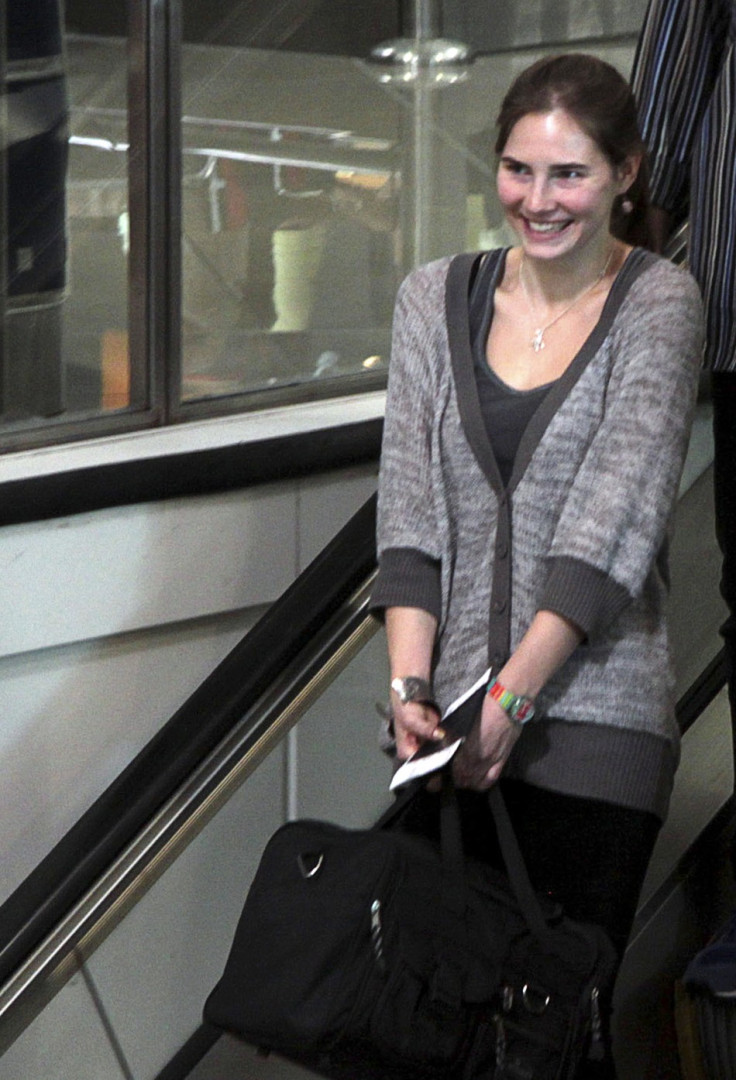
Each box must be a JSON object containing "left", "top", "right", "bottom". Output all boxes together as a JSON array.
[
  {"left": 0, "top": 0, "right": 656, "bottom": 440},
  {"left": 2, "top": 0, "right": 138, "bottom": 428},
  {"left": 64, "top": 21, "right": 133, "bottom": 416},
  {"left": 178, "top": 4, "right": 402, "bottom": 401},
  {"left": 4, "top": 2, "right": 68, "bottom": 420},
  {"left": 442, "top": 0, "right": 648, "bottom": 52},
  {"left": 177, "top": 0, "right": 649, "bottom": 407}
]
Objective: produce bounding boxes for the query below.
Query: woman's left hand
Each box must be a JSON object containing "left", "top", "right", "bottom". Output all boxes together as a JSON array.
[{"left": 452, "top": 693, "right": 521, "bottom": 790}]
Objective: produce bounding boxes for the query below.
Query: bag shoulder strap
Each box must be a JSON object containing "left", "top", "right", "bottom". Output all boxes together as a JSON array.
[{"left": 488, "top": 785, "right": 554, "bottom": 945}]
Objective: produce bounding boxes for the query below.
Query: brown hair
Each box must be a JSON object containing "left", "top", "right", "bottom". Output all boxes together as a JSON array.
[{"left": 495, "top": 54, "right": 651, "bottom": 248}]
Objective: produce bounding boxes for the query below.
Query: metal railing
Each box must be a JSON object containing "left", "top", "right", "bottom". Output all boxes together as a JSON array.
[{"left": 0, "top": 495, "right": 378, "bottom": 1053}]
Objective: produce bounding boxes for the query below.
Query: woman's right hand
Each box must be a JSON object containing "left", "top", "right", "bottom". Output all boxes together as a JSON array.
[
  {"left": 391, "top": 696, "right": 445, "bottom": 760},
  {"left": 385, "top": 606, "right": 442, "bottom": 760}
]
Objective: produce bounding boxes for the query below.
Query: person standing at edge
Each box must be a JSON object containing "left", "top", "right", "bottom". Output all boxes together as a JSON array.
[
  {"left": 632, "top": 0, "right": 736, "bottom": 813},
  {"left": 370, "top": 54, "right": 704, "bottom": 1077}
]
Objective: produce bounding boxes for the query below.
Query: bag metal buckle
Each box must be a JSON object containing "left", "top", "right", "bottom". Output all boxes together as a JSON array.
[
  {"left": 522, "top": 983, "right": 551, "bottom": 1014},
  {"left": 297, "top": 852, "right": 324, "bottom": 879}
]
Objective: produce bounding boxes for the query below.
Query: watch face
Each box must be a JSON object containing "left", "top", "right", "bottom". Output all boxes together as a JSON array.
[
  {"left": 391, "top": 677, "right": 433, "bottom": 705},
  {"left": 487, "top": 678, "right": 534, "bottom": 725},
  {"left": 514, "top": 700, "right": 535, "bottom": 724}
]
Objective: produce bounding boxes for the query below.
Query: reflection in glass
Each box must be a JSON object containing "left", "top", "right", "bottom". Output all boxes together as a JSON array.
[
  {"left": 2, "top": 1, "right": 132, "bottom": 423},
  {"left": 179, "top": 42, "right": 401, "bottom": 401},
  {"left": 174, "top": 0, "right": 645, "bottom": 408},
  {"left": 64, "top": 27, "right": 131, "bottom": 414},
  {"left": 4, "top": 1, "right": 68, "bottom": 419},
  {"left": 177, "top": 0, "right": 494, "bottom": 405},
  {"left": 0, "top": 0, "right": 651, "bottom": 433}
]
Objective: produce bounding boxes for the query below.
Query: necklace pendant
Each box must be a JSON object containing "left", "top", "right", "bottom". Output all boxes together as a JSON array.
[{"left": 531, "top": 328, "right": 545, "bottom": 352}]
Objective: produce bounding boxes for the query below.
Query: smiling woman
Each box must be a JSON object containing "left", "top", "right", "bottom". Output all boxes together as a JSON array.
[{"left": 370, "top": 53, "right": 705, "bottom": 1079}]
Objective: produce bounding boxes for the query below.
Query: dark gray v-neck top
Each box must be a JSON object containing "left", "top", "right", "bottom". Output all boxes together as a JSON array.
[{"left": 469, "top": 251, "right": 553, "bottom": 488}]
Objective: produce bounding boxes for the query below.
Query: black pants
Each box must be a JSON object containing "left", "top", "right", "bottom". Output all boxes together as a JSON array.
[
  {"left": 398, "top": 779, "right": 662, "bottom": 1079},
  {"left": 490, "top": 781, "right": 660, "bottom": 1080},
  {"left": 712, "top": 373, "right": 736, "bottom": 728}
]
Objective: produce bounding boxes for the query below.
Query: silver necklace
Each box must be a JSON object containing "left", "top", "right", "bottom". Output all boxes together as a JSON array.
[{"left": 519, "top": 249, "right": 614, "bottom": 352}]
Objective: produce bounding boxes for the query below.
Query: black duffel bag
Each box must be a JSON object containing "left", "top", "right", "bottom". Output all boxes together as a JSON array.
[{"left": 204, "top": 775, "right": 618, "bottom": 1079}]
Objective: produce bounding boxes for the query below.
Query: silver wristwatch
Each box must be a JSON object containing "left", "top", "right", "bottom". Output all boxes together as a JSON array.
[{"left": 390, "top": 676, "right": 436, "bottom": 707}]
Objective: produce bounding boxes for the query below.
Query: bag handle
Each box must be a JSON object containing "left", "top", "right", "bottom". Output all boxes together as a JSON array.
[
  {"left": 439, "top": 773, "right": 553, "bottom": 944},
  {"left": 433, "top": 774, "right": 558, "bottom": 1013},
  {"left": 378, "top": 771, "right": 555, "bottom": 944}
]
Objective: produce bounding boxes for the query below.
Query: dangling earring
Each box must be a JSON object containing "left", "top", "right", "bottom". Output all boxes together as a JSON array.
[{"left": 621, "top": 196, "right": 634, "bottom": 215}]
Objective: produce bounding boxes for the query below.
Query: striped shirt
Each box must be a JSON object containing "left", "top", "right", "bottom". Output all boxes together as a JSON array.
[{"left": 632, "top": 0, "right": 736, "bottom": 371}]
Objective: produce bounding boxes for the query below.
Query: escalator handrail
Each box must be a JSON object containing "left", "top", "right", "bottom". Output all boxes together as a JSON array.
[
  {"left": 676, "top": 646, "right": 727, "bottom": 736},
  {"left": 0, "top": 493, "right": 377, "bottom": 986}
]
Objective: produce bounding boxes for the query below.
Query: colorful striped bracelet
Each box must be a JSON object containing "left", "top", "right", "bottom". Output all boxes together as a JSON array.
[{"left": 486, "top": 676, "right": 536, "bottom": 726}]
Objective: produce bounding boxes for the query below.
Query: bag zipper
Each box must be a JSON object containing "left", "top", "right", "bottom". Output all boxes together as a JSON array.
[
  {"left": 370, "top": 898, "right": 387, "bottom": 973},
  {"left": 589, "top": 987, "right": 605, "bottom": 1061}
]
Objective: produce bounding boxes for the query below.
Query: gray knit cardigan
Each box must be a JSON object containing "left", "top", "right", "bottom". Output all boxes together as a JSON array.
[{"left": 371, "top": 249, "right": 704, "bottom": 818}]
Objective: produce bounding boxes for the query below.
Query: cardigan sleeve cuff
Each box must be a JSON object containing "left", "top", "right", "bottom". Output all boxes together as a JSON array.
[
  {"left": 541, "top": 556, "right": 631, "bottom": 638},
  {"left": 370, "top": 546, "right": 442, "bottom": 622}
]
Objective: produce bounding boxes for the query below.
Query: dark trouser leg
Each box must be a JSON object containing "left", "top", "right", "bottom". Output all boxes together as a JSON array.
[
  {"left": 712, "top": 373, "right": 736, "bottom": 785},
  {"left": 497, "top": 782, "right": 661, "bottom": 1080}
]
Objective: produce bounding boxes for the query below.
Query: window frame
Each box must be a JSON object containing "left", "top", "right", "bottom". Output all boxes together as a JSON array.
[
  {"left": 0, "top": 0, "right": 390, "bottom": 465},
  {"left": 0, "top": 392, "right": 385, "bottom": 525}
]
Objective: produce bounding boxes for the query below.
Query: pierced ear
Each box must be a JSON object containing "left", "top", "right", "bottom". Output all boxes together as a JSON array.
[{"left": 618, "top": 154, "right": 642, "bottom": 193}]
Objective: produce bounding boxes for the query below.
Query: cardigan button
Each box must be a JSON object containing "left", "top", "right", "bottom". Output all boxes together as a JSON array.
[{"left": 491, "top": 597, "right": 507, "bottom": 614}]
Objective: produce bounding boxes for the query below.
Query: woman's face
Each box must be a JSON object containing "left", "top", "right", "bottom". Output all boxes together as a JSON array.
[{"left": 496, "top": 108, "right": 636, "bottom": 262}]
